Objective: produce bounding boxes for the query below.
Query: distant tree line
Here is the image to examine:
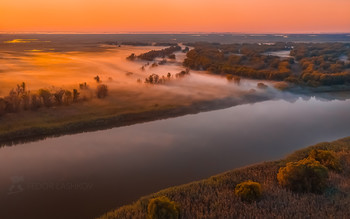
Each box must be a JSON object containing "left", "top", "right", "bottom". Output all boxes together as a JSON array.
[
  {"left": 183, "top": 42, "right": 350, "bottom": 87},
  {"left": 105, "top": 41, "right": 178, "bottom": 47},
  {"left": 143, "top": 69, "right": 190, "bottom": 84},
  {"left": 183, "top": 42, "right": 294, "bottom": 81},
  {"left": 121, "top": 42, "right": 149, "bottom": 46},
  {"left": 291, "top": 43, "right": 350, "bottom": 86},
  {"left": 127, "top": 45, "right": 182, "bottom": 61}
]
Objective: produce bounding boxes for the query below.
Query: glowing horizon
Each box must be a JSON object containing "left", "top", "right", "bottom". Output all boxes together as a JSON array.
[{"left": 1, "top": 0, "right": 350, "bottom": 33}]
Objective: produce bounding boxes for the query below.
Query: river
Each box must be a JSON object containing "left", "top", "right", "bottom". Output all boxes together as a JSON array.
[{"left": 1, "top": 94, "right": 350, "bottom": 219}]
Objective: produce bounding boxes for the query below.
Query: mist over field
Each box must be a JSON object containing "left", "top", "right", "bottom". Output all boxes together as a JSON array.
[{"left": 0, "top": 36, "right": 273, "bottom": 104}]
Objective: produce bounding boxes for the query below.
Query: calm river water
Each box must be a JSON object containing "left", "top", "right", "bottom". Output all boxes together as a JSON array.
[{"left": 1, "top": 96, "right": 350, "bottom": 219}]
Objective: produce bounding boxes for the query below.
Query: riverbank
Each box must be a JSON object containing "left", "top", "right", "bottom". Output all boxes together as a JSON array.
[
  {"left": 0, "top": 91, "right": 269, "bottom": 147},
  {"left": 99, "top": 136, "right": 350, "bottom": 218}
]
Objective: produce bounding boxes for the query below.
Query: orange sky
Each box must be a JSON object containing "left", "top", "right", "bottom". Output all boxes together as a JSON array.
[{"left": 1, "top": 0, "right": 350, "bottom": 33}]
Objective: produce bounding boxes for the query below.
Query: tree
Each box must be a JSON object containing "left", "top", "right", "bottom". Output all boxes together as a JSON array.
[
  {"left": 73, "top": 89, "right": 80, "bottom": 102},
  {"left": 168, "top": 54, "right": 176, "bottom": 59},
  {"left": 96, "top": 84, "right": 108, "bottom": 99},
  {"left": 31, "top": 94, "right": 41, "bottom": 110},
  {"left": 94, "top": 75, "right": 101, "bottom": 83},
  {"left": 64, "top": 90, "right": 72, "bottom": 105},
  {"left": 79, "top": 82, "right": 89, "bottom": 90},
  {"left": 233, "top": 76, "right": 241, "bottom": 84},
  {"left": 147, "top": 196, "right": 179, "bottom": 219},
  {"left": 277, "top": 158, "right": 328, "bottom": 193},
  {"left": 5, "top": 89, "right": 21, "bottom": 112},
  {"left": 16, "top": 82, "right": 30, "bottom": 110},
  {"left": 0, "top": 98, "right": 6, "bottom": 116},
  {"left": 257, "top": 82, "right": 268, "bottom": 89},
  {"left": 235, "top": 180, "right": 262, "bottom": 202},
  {"left": 145, "top": 74, "right": 161, "bottom": 84},
  {"left": 54, "top": 89, "right": 65, "bottom": 105},
  {"left": 16, "top": 82, "right": 26, "bottom": 95},
  {"left": 38, "top": 89, "right": 52, "bottom": 107},
  {"left": 126, "top": 53, "right": 136, "bottom": 61},
  {"left": 226, "top": 74, "right": 234, "bottom": 81}
]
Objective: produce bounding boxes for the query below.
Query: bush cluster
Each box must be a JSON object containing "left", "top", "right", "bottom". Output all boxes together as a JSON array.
[
  {"left": 147, "top": 196, "right": 179, "bottom": 219},
  {"left": 277, "top": 158, "right": 328, "bottom": 193},
  {"left": 234, "top": 180, "right": 262, "bottom": 202},
  {"left": 308, "top": 149, "right": 341, "bottom": 172}
]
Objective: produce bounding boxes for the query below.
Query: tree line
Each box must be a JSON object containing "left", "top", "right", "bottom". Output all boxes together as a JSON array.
[
  {"left": 127, "top": 45, "right": 182, "bottom": 61},
  {"left": 183, "top": 42, "right": 294, "bottom": 81},
  {"left": 183, "top": 42, "right": 350, "bottom": 87},
  {"left": 0, "top": 77, "right": 108, "bottom": 116}
]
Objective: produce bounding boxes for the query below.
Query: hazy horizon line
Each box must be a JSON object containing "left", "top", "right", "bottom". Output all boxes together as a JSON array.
[{"left": 1, "top": 31, "right": 350, "bottom": 35}]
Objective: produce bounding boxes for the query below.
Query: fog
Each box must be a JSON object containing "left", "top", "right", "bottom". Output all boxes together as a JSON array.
[{"left": 0, "top": 41, "right": 272, "bottom": 103}]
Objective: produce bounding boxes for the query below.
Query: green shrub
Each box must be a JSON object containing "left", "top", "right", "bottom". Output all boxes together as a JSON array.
[
  {"left": 147, "top": 196, "right": 179, "bottom": 219},
  {"left": 235, "top": 180, "right": 262, "bottom": 202},
  {"left": 277, "top": 158, "right": 328, "bottom": 193},
  {"left": 308, "top": 149, "right": 341, "bottom": 172}
]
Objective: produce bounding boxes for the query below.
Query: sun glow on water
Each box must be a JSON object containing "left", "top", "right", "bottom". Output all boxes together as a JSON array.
[{"left": 3, "top": 39, "right": 38, "bottom": 43}]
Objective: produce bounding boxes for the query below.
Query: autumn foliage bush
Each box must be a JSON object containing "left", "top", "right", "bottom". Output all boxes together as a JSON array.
[
  {"left": 308, "top": 149, "right": 341, "bottom": 172},
  {"left": 235, "top": 180, "right": 262, "bottom": 202},
  {"left": 147, "top": 196, "right": 179, "bottom": 219},
  {"left": 277, "top": 158, "right": 329, "bottom": 193}
]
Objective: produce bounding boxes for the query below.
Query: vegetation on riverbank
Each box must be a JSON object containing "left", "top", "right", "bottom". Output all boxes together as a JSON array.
[
  {"left": 0, "top": 86, "right": 268, "bottom": 147},
  {"left": 183, "top": 42, "right": 350, "bottom": 87},
  {"left": 127, "top": 45, "right": 182, "bottom": 61},
  {"left": 99, "top": 137, "right": 350, "bottom": 218},
  {"left": 0, "top": 77, "right": 108, "bottom": 117}
]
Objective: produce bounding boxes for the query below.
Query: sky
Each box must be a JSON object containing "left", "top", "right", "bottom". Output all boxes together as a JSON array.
[{"left": 1, "top": 0, "right": 350, "bottom": 33}]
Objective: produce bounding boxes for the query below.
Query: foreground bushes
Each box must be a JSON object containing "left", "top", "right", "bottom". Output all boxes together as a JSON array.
[
  {"left": 277, "top": 158, "right": 328, "bottom": 193},
  {"left": 308, "top": 149, "right": 341, "bottom": 172},
  {"left": 98, "top": 138, "right": 350, "bottom": 219},
  {"left": 235, "top": 180, "right": 262, "bottom": 202},
  {"left": 147, "top": 196, "right": 179, "bottom": 219}
]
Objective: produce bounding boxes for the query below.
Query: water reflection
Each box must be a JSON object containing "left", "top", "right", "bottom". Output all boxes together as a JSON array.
[{"left": 0, "top": 90, "right": 349, "bottom": 148}]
